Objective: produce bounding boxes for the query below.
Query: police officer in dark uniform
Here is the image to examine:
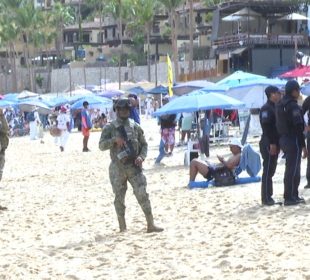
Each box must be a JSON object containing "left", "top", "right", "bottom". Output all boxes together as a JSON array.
[
  {"left": 302, "top": 95, "right": 310, "bottom": 188},
  {"left": 259, "top": 86, "right": 282, "bottom": 206},
  {"left": 276, "top": 80, "right": 308, "bottom": 205}
]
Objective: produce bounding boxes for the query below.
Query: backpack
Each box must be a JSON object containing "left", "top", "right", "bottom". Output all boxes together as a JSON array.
[
  {"left": 213, "top": 166, "right": 236, "bottom": 187},
  {"left": 27, "top": 112, "right": 35, "bottom": 122}
]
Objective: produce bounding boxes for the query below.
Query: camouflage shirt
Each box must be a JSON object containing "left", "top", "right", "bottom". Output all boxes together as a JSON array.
[
  {"left": 99, "top": 117, "right": 147, "bottom": 162},
  {"left": 0, "top": 114, "right": 9, "bottom": 152}
]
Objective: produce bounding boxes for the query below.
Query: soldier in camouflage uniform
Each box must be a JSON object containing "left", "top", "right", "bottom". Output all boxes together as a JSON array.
[
  {"left": 99, "top": 98, "right": 163, "bottom": 233},
  {"left": 0, "top": 108, "right": 9, "bottom": 210}
]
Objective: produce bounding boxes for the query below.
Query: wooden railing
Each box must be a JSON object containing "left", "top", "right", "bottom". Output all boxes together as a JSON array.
[{"left": 213, "top": 33, "right": 309, "bottom": 49}]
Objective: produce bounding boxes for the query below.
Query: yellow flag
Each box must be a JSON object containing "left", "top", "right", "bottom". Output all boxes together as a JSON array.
[{"left": 167, "top": 54, "right": 173, "bottom": 97}]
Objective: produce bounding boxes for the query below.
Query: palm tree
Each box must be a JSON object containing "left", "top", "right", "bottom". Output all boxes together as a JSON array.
[
  {"left": 0, "top": 15, "right": 19, "bottom": 92},
  {"left": 0, "top": 0, "right": 25, "bottom": 92},
  {"left": 50, "top": 2, "right": 74, "bottom": 62},
  {"left": 86, "top": 0, "right": 108, "bottom": 87},
  {"left": 105, "top": 0, "right": 133, "bottom": 89},
  {"left": 131, "top": 0, "right": 160, "bottom": 82},
  {"left": 159, "top": 0, "right": 183, "bottom": 82},
  {"left": 15, "top": 1, "right": 43, "bottom": 91}
]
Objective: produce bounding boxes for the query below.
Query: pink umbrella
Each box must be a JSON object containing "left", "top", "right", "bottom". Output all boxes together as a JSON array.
[{"left": 280, "top": 66, "right": 310, "bottom": 78}]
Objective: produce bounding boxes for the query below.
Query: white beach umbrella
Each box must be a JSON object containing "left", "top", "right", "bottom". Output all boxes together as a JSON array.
[
  {"left": 222, "top": 15, "right": 255, "bottom": 22},
  {"left": 225, "top": 7, "right": 260, "bottom": 18},
  {"left": 278, "top": 13, "right": 309, "bottom": 21},
  {"left": 17, "top": 90, "right": 39, "bottom": 99}
]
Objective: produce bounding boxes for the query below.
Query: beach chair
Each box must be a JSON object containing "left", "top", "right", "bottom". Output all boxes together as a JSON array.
[{"left": 188, "top": 143, "right": 261, "bottom": 189}]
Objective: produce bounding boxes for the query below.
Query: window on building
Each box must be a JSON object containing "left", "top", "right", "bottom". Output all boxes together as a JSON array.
[{"left": 83, "top": 33, "right": 90, "bottom": 43}]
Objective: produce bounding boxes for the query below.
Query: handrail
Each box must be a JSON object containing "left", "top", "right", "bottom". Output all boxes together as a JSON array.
[{"left": 213, "top": 33, "right": 308, "bottom": 49}]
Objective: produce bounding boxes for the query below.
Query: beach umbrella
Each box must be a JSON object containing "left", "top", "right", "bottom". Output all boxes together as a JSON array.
[
  {"left": 146, "top": 85, "right": 168, "bottom": 95},
  {"left": 48, "top": 96, "right": 71, "bottom": 107},
  {"left": 229, "top": 7, "right": 260, "bottom": 17},
  {"left": 127, "top": 86, "right": 145, "bottom": 95},
  {"left": 173, "top": 80, "right": 226, "bottom": 95},
  {"left": 18, "top": 99, "right": 52, "bottom": 115},
  {"left": 222, "top": 15, "right": 256, "bottom": 21},
  {"left": 0, "top": 100, "right": 15, "bottom": 108},
  {"left": 216, "top": 71, "right": 266, "bottom": 87},
  {"left": 17, "top": 90, "right": 39, "bottom": 99},
  {"left": 153, "top": 90, "right": 245, "bottom": 116},
  {"left": 69, "top": 88, "right": 93, "bottom": 96},
  {"left": 3, "top": 93, "right": 19, "bottom": 103},
  {"left": 280, "top": 66, "right": 310, "bottom": 78},
  {"left": 96, "top": 89, "right": 125, "bottom": 99},
  {"left": 278, "top": 13, "right": 309, "bottom": 21},
  {"left": 225, "top": 78, "right": 286, "bottom": 108},
  {"left": 175, "top": 81, "right": 229, "bottom": 96},
  {"left": 70, "top": 95, "right": 112, "bottom": 111}
]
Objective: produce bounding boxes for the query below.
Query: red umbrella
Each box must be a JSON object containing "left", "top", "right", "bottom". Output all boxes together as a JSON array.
[{"left": 280, "top": 66, "right": 310, "bottom": 78}]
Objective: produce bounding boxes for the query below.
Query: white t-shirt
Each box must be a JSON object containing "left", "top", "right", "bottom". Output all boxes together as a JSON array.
[
  {"left": 145, "top": 98, "right": 153, "bottom": 109},
  {"left": 57, "top": 113, "right": 70, "bottom": 130}
]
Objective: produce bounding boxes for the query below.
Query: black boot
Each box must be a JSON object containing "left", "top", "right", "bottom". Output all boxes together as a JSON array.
[
  {"left": 145, "top": 214, "right": 163, "bottom": 233},
  {"left": 117, "top": 216, "right": 127, "bottom": 232}
]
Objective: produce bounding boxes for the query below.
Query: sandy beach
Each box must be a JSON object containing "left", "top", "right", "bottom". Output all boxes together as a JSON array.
[{"left": 1, "top": 117, "right": 310, "bottom": 280}]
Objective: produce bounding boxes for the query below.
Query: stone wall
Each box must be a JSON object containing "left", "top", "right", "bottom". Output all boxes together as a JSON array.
[
  {"left": 0, "top": 59, "right": 217, "bottom": 94},
  {"left": 50, "top": 59, "right": 217, "bottom": 93}
]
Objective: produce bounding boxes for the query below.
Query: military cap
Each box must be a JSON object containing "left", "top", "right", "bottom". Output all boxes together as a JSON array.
[
  {"left": 114, "top": 98, "right": 131, "bottom": 109},
  {"left": 285, "top": 80, "right": 300, "bottom": 95}
]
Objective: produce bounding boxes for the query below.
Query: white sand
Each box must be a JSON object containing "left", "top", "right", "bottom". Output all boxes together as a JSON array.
[{"left": 1, "top": 117, "right": 310, "bottom": 279}]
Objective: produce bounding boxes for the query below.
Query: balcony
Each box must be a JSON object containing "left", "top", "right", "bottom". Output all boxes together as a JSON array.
[{"left": 213, "top": 33, "right": 309, "bottom": 50}]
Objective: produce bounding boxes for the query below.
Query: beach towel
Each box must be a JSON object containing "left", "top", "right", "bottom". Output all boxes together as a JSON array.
[
  {"left": 188, "top": 176, "right": 261, "bottom": 189},
  {"left": 236, "top": 144, "right": 261, "bottom": 177}
]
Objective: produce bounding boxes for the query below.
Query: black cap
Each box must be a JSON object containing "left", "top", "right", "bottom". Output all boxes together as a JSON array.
[
  {"left": 265, "top": 85, "right": 280, "bottom": 98},
  {"left": 285, "top": 80, "right": 300, "bottom": 95},
  {"left": 83, "top": 101, "right": 89, "bottom": 107},
  {"left": 128, "top": 93, "right": 138, "bottom": 100},
  {"left": 114, "top": 98, "right": 131, "bottom": 109}
]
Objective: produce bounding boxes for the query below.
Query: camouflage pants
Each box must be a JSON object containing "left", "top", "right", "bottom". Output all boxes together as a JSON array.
[
  {"left": 0, "top": 152, "right": 5, "bottom": 181},
  {"left": 109, "top": 162, "right": 152, "bottom": 218}
]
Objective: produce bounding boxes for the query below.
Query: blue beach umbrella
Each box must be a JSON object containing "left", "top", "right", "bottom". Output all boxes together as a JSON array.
[
  {"left": 18, "top": 99, "right": 52, "bottom": 114},
  {"left": 0, "top": 99, "right": 15, "bottom": 108},
  {"left": 48, "top": 96, "right": 70, "bottom": 107},
  {"left": 225, "top": 78, "right": 286, "bottom": 108},
  {"left": 3, "top": 93, "right": 19, "bottom": 103},
  {"left": 216, "top": 71, "right": 266, "bottom": 87},
  {"left": 96, "top": 90, "right": 125, "bottom": 99},
  {"left": 66, "top": 95, "right": 89, "bottom": 104},
  {"left": 153, "top": 90, "right": 245, "bottom": 116},
  {"left": 146, "top": 85, "right": 168, "bottom": 95},
  {"left": 71, "top": 96, "right": 112, "bottom": 110},
  {"left": 127, "top": 86, "right": 145, "bottom": 95}
]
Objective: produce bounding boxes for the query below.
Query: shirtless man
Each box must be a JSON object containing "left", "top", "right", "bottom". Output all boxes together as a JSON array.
[{"left": 189, "top": 138, "right": 242, "bottom": 182}]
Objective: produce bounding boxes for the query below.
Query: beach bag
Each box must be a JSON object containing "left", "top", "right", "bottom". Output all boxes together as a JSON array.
[
  {"left": 49, "top": 126, "right": 61, "bottom": 137},
  {"left": 213, "top": 167, "right": 235, "bottom": 187}
]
